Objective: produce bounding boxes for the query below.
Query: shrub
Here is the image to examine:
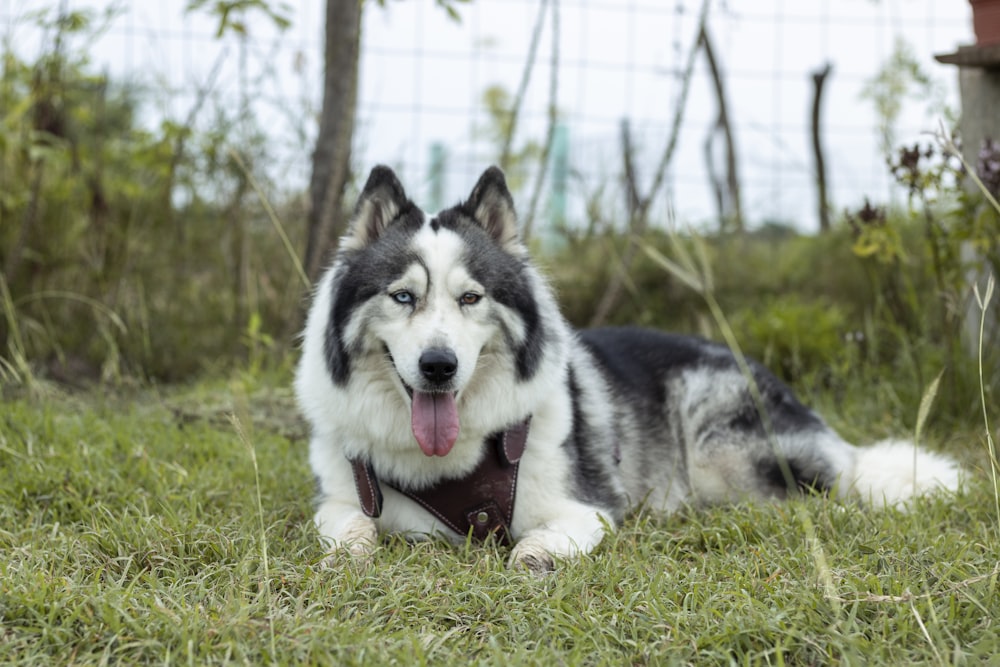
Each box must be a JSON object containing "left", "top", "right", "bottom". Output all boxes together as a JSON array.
[{"left": 1, "top": 8, "right": 307, "bottom": 383}]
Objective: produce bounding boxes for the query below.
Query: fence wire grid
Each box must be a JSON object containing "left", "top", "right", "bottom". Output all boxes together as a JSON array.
[{"left": 1, "top": 0, "right": 974, "bottom": 235}]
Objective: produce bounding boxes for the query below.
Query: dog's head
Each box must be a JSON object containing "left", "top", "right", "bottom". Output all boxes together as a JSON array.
[{"left": 324, "top": 166, "right": 545, "bottom": 457}]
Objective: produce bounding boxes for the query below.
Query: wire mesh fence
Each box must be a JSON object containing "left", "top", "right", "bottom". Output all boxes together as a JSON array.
[{"left": 1, "top": 0, "right": 974, "bottom": 234}]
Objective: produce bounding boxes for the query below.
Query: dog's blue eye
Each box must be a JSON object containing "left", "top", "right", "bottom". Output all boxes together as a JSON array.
[
  {"left": 460, "top": 292, "right": 482, "bottom": 306},
  {"left": 391, "top": 291, "right": 414, "bottom": 305}
]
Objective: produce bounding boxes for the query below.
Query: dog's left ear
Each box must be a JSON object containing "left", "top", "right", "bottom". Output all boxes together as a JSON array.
[{"left": 464, "top": 167, "right": 522, "bottom": 252}]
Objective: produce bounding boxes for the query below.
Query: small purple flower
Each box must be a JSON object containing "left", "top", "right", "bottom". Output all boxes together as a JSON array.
[
  {"left": 846, "top": 198, "right": 886, "bottom": 236},
  {"left": 977, "top": 137, "right": 1000, "bottom": 197}
]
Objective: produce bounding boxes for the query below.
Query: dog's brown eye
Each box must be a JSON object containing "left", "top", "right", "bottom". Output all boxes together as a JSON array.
[{"left": 460, "top": 292, "right": 481, "bottom": 306}]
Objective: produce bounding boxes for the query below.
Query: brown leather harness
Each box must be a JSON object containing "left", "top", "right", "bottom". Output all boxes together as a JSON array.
[{"left": 348, "top": 418, "right": 531, "bottom": 546}]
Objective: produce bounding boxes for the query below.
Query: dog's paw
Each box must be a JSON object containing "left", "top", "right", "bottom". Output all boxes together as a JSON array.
[
  {"left": 509, "top": 551, "right": 555, "bottom": 575},
  {"left": 507, "top": 515, "right": 607, "bottom": 574},
  {"left": 319, "top": 546, "right": 374, "bottom": 570},
  {"left": 508, "top": 540, "right": 557, "bottom": 575},
  {"left": 316, "top": 513, "right": 378, "bottom": 567}
]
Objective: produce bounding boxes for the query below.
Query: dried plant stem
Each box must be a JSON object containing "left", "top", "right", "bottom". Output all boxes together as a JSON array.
[
  {"left": 589, "top": 0, "right": 709, "bottom": 326},
  {"left": 499, "top": 0, "right": 549, "bottom": 170},
  {"left": 521, "top": 0, "right": 560, "bottom": 240},
  {"left": 974, "top": 278, "right": 999, "bottom": 535},
  {"left": 230, "top": 148, "right": 310, "bottom": 289}
]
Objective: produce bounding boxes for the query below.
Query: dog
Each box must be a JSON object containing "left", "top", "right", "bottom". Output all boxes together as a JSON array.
[{"left": 295, "top": 165, "right": 961, "bottom": 573}]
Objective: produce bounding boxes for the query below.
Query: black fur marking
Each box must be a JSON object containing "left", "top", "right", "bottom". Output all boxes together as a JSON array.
[
  {"left": 360, "top": 165, "right": 407, "bottom": 200},
  {"left": 724, "top": 366, "right": 825, "bottom": 436},
  {"left": 322, "top": 263, "right": 353, "bottom": 385},
  {"left": 322, "top": 206, "right": 425, "bottom": 385},
  {"left": 561, "top": 368, "right": 627, "bottom": 520},
  {"left": 578, "top": 328, "right": 686, "bottom": 408},
  {"left": 583, "top": 327, "right": 824, "bottom": 435},
  {"left": 748, "top": 367, "right": 825, "bottom": 433},
  {"left": 581, "top": 327, "right": 716, "bottom": 366},
  {"left": 756, "top": 457, "right": 831, "bottom": 496},
  {"left": 433, "top": 208, "right": 546, "bottom": 381},
  {"left": 312, "top": 474, "right": 325, "bottom": 505}
]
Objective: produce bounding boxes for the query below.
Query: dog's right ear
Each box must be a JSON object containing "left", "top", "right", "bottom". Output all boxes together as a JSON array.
[
  {"left": 343, "top": 165, "right": 410, "bottom": 249},
  {"left": 464, "top": 166, "right": 523, "bottom": 254}
]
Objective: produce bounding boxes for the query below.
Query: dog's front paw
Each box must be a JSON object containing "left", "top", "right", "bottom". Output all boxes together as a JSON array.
[
  {"left": 316, "top": 510, "right": 378, "bottom": 567},
  {"left": 508, "top": 516, "right": 608, "bottom": 574},
  {"left": 508, "top": 537, "right": 557, "bottom": 575},
  {"left": 509, "top": 548, "right": 555, "bottom": 575}
]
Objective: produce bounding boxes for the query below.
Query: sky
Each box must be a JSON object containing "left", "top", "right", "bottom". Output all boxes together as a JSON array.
[{"left": 1, "top": 0, "right": 977, "bottom": 234}]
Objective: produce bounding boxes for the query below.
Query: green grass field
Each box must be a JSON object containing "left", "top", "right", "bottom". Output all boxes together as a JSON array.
[{"left": 1, "top": 380, "right": 997, "bottom": 665}]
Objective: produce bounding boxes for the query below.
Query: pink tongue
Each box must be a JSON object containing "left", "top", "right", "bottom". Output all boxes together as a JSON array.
[{"left": 410, "top": 391, "right": 460, "bottom": 457}]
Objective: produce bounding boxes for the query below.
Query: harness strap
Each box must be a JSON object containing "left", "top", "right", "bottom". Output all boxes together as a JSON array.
[
  {"left": 350, "top": 458, "right": 383, "bottom": 519},
  {"left": 348, "top": 417, "right": 531, "bottom": 546}
]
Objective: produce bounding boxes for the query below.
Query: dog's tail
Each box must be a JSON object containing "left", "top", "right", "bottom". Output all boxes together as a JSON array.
[{"left": 843, "top": 439, "right": 962, "bottom": 507}]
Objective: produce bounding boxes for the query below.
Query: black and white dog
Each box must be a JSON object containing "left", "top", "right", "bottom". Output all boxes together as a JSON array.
[{"left": 295, "top": 166, "right": 960, "bottom": 572}]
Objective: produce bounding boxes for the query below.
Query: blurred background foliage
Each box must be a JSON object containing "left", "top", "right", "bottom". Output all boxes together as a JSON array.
[
  {"left": 1, "top": 6, "right": 306, "bottom": 383},
  {"left": 0, "top": 4, "right": 997, "bottom": 435}
]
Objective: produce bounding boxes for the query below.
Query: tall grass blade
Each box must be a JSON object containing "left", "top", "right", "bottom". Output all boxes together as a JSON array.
[
  {"left": 228, "top": 412, "right": 278, "bottom": 662},
  {"left": 973, "top": 276, "right": 999, "bottom": 535},
  {"left": 909, "top": 598, "right": 945, "bottom": 666},
  {"left": 640, "top": 242, "right": 704, "bottom": 294},
  {"left": 229, "top": 148, "right": 311, "bottom": 290},
  {"left": 13, "top": 290, "right": 128, "bottom": 335},
  {"left": 0, "top": 274, "right": 33, "bottom": 386}
]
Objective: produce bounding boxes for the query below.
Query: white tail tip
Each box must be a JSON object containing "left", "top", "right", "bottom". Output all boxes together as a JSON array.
[{"left": 848, "top": 439, "right": 962, "bottom": 508}]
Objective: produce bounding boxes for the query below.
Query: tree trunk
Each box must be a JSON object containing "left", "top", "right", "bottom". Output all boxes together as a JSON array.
[{"left": 305, "top": 0, "right": 362, "bottom": 284}]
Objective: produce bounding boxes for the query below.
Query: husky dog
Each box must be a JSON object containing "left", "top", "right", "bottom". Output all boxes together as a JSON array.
[{"left": 295, "top": 165, "right": 961, "bottom": 572}]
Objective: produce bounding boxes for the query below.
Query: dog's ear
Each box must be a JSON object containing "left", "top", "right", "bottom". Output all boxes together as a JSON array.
[
  {"left": 464, "top": 167, "right": 522, "bottom": 252},
  {"left": 344, "top": 165, "right": 410, "bottom": 249}
]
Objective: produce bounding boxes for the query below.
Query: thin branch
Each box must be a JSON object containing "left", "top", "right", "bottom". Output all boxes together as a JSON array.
[
  {"left": 620, "top": 119, "right": 642, "bottom": 218},
  {"left": 589, "top": 0, "right": 710, "bottom": 327},
  {"left": 700, "top": 25, "right": 742, "bottom": 231},
  {"left": 640, "top": 0, "right": 710, "bottom": 222},
  {"left": 521, "top": 0, "right": 559, "bottom": 240},
  {"left": 811, "top": 63, "right": 833, "bottom": 232},
  {"left": 230, "top": 148, "right": 310, "bottom": 289},
  {"left": 166, "top": 48, "right": 228, "bottom": 239},
  {"left": 499, "top": 0, "right": 548, "bottom": 170},
  {"left": 703, "top": 118, "right": 725, "bottom": 225}
]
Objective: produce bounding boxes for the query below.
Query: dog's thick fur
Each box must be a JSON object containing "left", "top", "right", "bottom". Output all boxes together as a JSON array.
[{"left": 295, "top": 166, "right": 961, "bottom": 572}]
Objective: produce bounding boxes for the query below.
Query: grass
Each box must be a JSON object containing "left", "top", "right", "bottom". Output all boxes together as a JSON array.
[{"left": 1, "top": 380, "right": 997, "bottom": 666}]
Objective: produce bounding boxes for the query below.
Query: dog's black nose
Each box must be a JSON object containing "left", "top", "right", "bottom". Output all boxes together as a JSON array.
[{"left": 419, "top": 348, "right": 458, "bottom": 384}]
